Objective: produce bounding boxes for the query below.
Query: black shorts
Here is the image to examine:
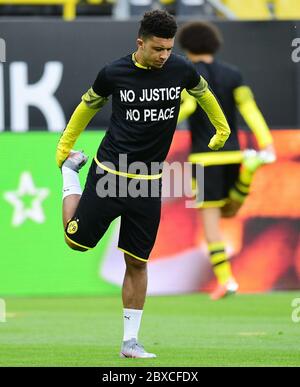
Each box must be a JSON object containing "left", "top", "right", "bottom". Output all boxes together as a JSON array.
[
  {"left": 192, "top": 163, "right": 240, "bottom": 208},
  {"left": 65, "top": 160, "right": 162, "bottom": 261}
]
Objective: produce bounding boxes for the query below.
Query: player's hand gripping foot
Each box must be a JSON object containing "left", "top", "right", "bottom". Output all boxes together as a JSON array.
[
  {"left": 120, "top": 338, "right": 157, "bottom": 359},
  {"left": 62, "top": 150, "right": 88, "bottom": 173},
  {"left": 242, "top": 149, "right": 264, "bottom": 173},
  {"left": 210, "top": 278, "right": 239, "bottom": 301}
]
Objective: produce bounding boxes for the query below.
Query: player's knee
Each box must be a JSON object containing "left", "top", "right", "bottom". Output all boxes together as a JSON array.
[
  {"left": 64, "top": 237, "right": 88, "bottom": 252},
  {"left": 125, "top": 254, "right": 147, "bottom": 270},
  {"left": 221, "top": 200, "right": 242, "bottom": 218},
  {"left": 221, "top": 208, "right": 237, "bottom": 218}
]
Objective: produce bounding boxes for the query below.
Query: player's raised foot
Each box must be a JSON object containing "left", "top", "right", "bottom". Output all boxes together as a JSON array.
[
  {"left": 120, "top": 338, "right": 157, "bottom": 359},
  {"left": 210, "top": 278, "right": 239, "bottom": 301},
  {"left": 242, "top": 149, "right": 264, "bottom": 173},
  {"left": 258, "top": 149, "right": 276, "bottom": 164},
  {"left": 62, "top": 150, "right": 88, "bottom": 173}
]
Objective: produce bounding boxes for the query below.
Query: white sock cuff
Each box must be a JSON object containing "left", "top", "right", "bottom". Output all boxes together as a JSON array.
[
  {"left": 123, "top": 308, "right": 143, "bottom": 341},
  {"left": 62, "top": 166, "right": 82, "bottom": 199},
  {"left": 123, "top": 308, "right": 143, "bottom": 316}
]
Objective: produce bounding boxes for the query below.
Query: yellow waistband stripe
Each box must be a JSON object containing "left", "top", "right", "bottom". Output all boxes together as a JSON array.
[
  {"left": 188, "top": 151, "right": 243, "bottom": 166},
  {"left": 118, "top": 247, "right": 148, "bottom": 262},
  {"left": 94, "top": 156, "right": 162, "bottom": 180}
]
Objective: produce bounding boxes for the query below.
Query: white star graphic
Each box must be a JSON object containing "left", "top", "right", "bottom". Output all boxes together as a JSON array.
[{"left": 3, "top": 171, "right": 50, "bottom": 227}]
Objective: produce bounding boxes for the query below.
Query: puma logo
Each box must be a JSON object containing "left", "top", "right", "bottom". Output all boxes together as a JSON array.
[{"left": 124, "top": 315, "right": 131, "bottom": 320}]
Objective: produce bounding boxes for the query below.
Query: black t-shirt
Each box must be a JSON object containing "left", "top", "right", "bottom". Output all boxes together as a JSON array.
[
  {"left": 189, "top": 60, "right": 244, "bottom": 154},
  {"left": 92, "top": 53, "right": 199, "bottom": 173}
]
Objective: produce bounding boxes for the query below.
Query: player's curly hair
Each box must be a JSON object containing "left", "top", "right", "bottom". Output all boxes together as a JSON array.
[
  {"left": 138, "top": 10, "right": 177, "bottom": 39},
  {"left": 178, "top": 21, "right": 223, "bottom": 55}
]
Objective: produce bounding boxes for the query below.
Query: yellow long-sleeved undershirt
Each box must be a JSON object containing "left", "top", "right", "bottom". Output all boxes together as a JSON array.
[
  {"left": 233, "top": 86, "right": 273, "bottom": 148},
  {"left": 56, "top": 75, "right": 232, "bottom": 166},
  {"left": 178, "top": 88, "right": 197, "bottom": 123},
  {"left": 56, "top": 88, "right": 107, "bottom": 167},
  {"left": 187, "top": 77, "right": 231, "bottom": 149},
  {"left": 178, "top": 84, "right": 273, "bottom": 149}
]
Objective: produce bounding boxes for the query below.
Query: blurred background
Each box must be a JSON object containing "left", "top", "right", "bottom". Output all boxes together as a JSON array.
[{"left": 0, "top": 0, "right": 300, "bottom": 296}]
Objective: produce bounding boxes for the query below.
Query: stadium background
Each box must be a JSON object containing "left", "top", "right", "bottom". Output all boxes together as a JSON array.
[{"left": 1, "top": 11, "right": 300, "bottom": 297}]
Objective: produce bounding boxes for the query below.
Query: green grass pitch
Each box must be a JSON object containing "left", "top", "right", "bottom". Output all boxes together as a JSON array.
[{"left": 0, "top": 292, "right": 300, "bottom": 367}]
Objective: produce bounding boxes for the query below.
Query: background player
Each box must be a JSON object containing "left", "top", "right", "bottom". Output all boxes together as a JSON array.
[
  {"left": 56, "top": 11, "right": 232, "bottom": 357},
  {"left": 177, "top": 21, "right": 276, "bottom": 300}
]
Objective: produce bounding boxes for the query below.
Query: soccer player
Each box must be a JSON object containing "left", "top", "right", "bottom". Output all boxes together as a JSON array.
[
  {"left": 177, "top": 21, "right": 275, "bottom": 300},
  {"left": 56, "top": 11, "right": 231, "bottom": 358}
]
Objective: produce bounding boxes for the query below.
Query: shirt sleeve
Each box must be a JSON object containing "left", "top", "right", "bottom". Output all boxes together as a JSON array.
[
  {"left": 185, "top": 60, "right": 201, "bottom": 91},
  {"left": 232, "top": 69, "right": 244, "bottom": 89},
  {"left": 92, "top": 66, "right": 113, "bottom": 97}
]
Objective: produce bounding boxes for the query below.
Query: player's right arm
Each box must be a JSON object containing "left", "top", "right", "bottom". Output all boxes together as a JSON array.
[
  {"left": 56, "top": 67, "right": 112, "bottom": 167},
  {"left": 56, "top": 89, "right": 108, "bottom": 167},
  {"left": 177, "top": 89, "right": 197, "bottom": 124},
  {"left": 187, "top": 76, "right": 231, "bottom": 150}
]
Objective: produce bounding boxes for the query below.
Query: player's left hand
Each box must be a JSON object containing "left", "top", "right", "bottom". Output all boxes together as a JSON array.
[{"left": 208, "top": 133, "right": 229, "bottom": 151}]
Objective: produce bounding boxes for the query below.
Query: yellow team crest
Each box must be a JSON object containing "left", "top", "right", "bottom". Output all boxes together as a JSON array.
[{"left": 67, "top": 220, "right": 78, "bottom": 235}]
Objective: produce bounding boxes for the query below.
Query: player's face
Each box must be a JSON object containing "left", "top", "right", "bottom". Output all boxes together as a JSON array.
[{"left": 138, "top": 36, "right": 174, "bottom": 69}]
